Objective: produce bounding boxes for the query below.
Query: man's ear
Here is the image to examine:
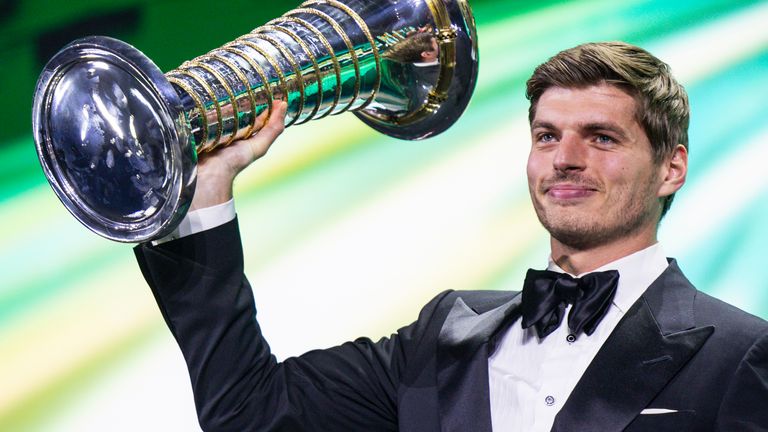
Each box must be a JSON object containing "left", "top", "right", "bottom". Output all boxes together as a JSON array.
[{"left": 658, "top": 144, "right": 688, "bottom": 198}]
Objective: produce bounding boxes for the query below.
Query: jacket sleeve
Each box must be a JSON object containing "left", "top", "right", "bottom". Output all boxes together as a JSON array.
[
  {"left": 134, "top": 218, "right": 449, "bottom": 432},
  {"left": 716, "top": 331, "right": 768, "bottom": 431}
]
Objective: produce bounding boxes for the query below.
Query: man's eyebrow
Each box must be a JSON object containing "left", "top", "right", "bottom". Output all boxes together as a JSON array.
[
  {"left": 581, "top": 122, "right": 629, "bottom": 139},
  {"left": 530, "top": 120, "right": 631, "bottom": 140},
  {"left": 531, "top": 121, "right": 557, "bottom": 130}
]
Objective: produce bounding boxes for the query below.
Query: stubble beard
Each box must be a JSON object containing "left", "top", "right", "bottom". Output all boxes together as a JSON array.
[{"left": 531, "top": 175, "right": 660, "bottom": 251}]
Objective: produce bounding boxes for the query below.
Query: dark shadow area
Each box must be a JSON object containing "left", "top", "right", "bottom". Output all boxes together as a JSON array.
[
  {"left": 35, "top": 7, "right": 141, "bottom": 67},
  {"left": 0, "top": 0, "right": 20, "bottom": 24}
]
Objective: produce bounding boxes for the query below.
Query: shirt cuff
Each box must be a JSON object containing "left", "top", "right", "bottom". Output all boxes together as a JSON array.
[{"left": 152, "top": 199, "right": 236, "bottom": 245}]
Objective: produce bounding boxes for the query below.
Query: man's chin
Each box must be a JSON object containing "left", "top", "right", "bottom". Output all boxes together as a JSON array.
[
  {"left": 537, "top": 214, "right": 607, "bottom": 249},
  {"left": 549, "top": 229, "right": 606, "bottom": 250},
  {"left": 538, "top": 208, "right": 594, "bottom": 227}
]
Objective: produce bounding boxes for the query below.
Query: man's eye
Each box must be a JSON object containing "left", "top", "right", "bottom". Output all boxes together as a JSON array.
[
  {"left": 596, "top": 135, "right": 615, "bottom": 144},
  {"left": 538, "top": 133, "right": 556, "bottom": 142}
]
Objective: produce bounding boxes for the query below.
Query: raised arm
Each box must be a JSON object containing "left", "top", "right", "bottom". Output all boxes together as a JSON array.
[
  {"left": 136, "top": 217, "right": 413, "bottom": 431},
  {"left": 134, "top": 105, "right": 412, "bottom": 431}
]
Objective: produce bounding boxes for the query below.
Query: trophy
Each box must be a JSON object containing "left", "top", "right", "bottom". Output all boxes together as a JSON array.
[{"left": 32, "top": 0, "right": 479, "bottom": 242}]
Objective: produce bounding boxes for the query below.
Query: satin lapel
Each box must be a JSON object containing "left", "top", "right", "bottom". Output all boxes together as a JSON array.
[
  {"left": 552, "top": 261, "right": 714, "bottom": 431},
  {"left": 436, "top": 295, "right": 522, "bottom": 432}
]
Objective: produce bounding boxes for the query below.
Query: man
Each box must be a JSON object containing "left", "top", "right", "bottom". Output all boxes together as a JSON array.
[
  {"left": 384, "top": 30, "right": 440, "bottom": 64},
  {"left": 379, "top": 29, "right": 441, "bottom": 114},
  {"left": 135, "top": 42, "right": 768, "bottom": 431}
]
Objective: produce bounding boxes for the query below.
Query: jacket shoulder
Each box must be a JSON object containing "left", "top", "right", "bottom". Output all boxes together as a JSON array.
[{"left": 693, "top": 289, "right": 768, "bottom": 338}]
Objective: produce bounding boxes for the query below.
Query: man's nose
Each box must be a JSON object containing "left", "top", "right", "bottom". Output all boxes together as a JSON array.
[{"left": 553, "top": 134, "right": 586, "bottom": 171}]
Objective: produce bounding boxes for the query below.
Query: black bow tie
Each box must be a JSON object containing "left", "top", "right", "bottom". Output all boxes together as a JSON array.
[{"left": 521, "top": 269, "right": 619, "bottom": 339}]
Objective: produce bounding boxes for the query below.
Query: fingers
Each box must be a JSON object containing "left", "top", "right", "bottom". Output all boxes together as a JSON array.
[
  {"left": 188, "top": 101, "right": 288, "bottom": 211},
  {"left": 247, "top": 101, "right": 288, "bottom": 162}
]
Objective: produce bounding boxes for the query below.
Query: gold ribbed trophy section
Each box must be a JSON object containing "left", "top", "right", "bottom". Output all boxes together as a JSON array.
[
  {"left": 166, "top": 0, "right": 378, "bottom": 153},
  {"left": 164, "top": 0, "right": 465, "bottom": 154},
  {"left": 285, "top": 6, "right": 363, "bottom": 114}
]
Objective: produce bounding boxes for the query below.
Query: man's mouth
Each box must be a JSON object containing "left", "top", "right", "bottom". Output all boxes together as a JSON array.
[{"left": 544, "top": 184, "right": 598, "bottom": 199}]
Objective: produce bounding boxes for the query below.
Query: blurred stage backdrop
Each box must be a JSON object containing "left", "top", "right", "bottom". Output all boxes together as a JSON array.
[{"left": 2, "top": 0, "right": 767, "bottom": 430}]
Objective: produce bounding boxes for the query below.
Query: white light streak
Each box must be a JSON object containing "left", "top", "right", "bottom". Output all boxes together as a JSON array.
[
  {"left": 92, "top": 92, "right": 124, "bottom": 141},
  {"left": 661, "top": 127, "right": 768, "bottom": 255},
  {"left": 648, "top": 2, "right": 768, "bottom": 85}
]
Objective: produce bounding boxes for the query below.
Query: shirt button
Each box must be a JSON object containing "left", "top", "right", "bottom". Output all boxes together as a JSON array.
[
  {"left": 545, "top": 395, "right": 556, "bottom": 406},
  {"left": 566, "top": 333, "right": 576, "bottom": 343}
]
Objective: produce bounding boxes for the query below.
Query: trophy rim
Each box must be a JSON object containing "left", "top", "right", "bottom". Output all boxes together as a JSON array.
[
  {"left": 354, "top": 0, "right": 480, "bottom": 140},
  {"left": 32, "top": 36, "right": 196, "bottom": 243}
]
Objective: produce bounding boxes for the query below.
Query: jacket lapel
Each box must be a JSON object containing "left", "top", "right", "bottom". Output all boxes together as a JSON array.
[
  {"left": 552, "top": 261, "right": 714, "bottom": 431},
  {"left": 436, "top": 294, "right": 522, "bottom": 432}
]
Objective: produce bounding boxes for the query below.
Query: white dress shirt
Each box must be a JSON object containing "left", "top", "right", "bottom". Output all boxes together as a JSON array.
[
  {"left": 152, "top": 199, "right": 236, "bottom": 245},
  {"left": 488, "top": 243, "right": 669, "bottom": 431},
  {"left": 164, "top": 203, "right": 669, "bottom": 431}
]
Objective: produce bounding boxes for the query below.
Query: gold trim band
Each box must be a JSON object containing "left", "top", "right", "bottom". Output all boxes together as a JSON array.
[
  {"left": 174, "top": 65, "right": 222, "bottom": 152},
  {"left": 249, "top": 32, "right": 306, "bottom": 127},
  {"left": 218, "top": 46, "right": 274, "bottom": 131},
  {"left": 231, "top": 38, "right": 289, "bottom": 119},
  {"left": 302, "top": 0, "right": 381, "bottom": 110},
  {"left": 179, "top": 62, "right": 224, "bottom": 151},
  {"left": 249, "top": 33, "right": 305, "bottom": 127},
  {"left": 194, "top": 58, "right": 240, "bottom": 146},
  {"left": 286, "top": 7, "right": 360, "bottom": 114},
  {"left": 256, "top": 24, "right": 322, "bottom": 125},
  {"left": 269, "top": 16, "right": 341, "bottom": 119},
  {"left": 208, "top": 52, "right": 259, "bottom": 140},
  {"left": 167, "top": 75, "right": 208, "bottom": 153}
]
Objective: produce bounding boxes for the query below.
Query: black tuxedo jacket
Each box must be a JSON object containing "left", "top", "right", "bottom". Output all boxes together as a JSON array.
[{"left": 135, "top": 219, "right": 768, "bottom": 431}]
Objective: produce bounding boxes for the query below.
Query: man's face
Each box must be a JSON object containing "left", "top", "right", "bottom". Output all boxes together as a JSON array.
[{"left": 526, "top": 83, "right": 666, "bottom": 250}]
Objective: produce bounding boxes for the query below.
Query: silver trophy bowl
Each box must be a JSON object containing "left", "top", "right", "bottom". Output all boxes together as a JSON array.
[{"left": 32, "top": 0, "right": 479, "bottom": 242}]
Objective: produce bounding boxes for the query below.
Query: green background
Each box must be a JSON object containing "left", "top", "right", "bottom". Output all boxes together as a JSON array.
[{"left": 1, "top": 0, "right": 767, "bottom": 430}]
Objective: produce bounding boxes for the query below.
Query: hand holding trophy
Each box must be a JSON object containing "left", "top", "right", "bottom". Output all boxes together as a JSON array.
[{"left": 32, "top": 0, "right": 479, "bottom": 242}]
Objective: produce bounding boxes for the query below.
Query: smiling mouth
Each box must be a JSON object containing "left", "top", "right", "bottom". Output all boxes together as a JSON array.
[{"left": 545, "top": 184, "right": 598, "bottom": 199}]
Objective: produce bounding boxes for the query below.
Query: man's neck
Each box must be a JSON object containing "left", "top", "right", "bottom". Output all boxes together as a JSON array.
[{"left": 550, "top": 229, "right": 658, "bottom": 275}]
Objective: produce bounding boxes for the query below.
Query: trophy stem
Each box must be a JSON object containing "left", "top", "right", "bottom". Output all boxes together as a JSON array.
[{"left": 166, "top": 0, "right": 385, "bottom": 154}]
